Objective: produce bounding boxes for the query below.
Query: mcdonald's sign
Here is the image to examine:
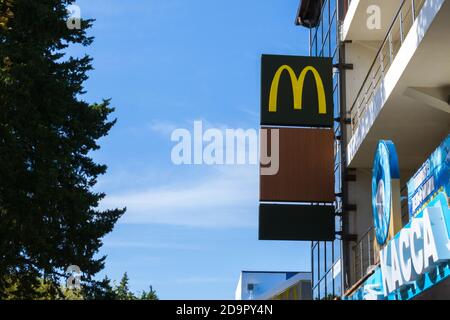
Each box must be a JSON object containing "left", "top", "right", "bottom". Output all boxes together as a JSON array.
[{"left": 261, "top": 54, "right": 333, "bottom": 127}]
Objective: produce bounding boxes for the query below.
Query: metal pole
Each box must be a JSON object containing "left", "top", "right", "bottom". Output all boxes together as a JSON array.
[
  {"left": 360, "top": 241, "right": 363, "bottom": 277},
  {"left": 379, "top": 50, "right": 384, "bottom": 76},
  {"left": 337, "top": 0, "right": 351, "bottom": 292},
  {"left": 371, "top": 69, "right": 375, "bottom": 95},
  {"left": 399, "top": 11, "right": 404, "bottom": 43},
  {"left": 388, "top": 32, "right": 394, "bottom": 64}
]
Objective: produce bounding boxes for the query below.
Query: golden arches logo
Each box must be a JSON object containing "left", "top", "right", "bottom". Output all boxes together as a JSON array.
[{"left": 268, "top": 65, "right": 327, "bottom": 114}]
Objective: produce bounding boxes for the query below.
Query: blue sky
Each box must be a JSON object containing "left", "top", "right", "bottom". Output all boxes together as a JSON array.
[{"left": 71, "top": 0, "right": 312, "bottom": 299}]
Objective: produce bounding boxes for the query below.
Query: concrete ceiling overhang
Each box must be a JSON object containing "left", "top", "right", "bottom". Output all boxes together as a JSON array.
[
  {"left": 348, "top": 0, "right": 450, "bottom": 170},
  {"left": 343, "top": 0, "right": 404, "bottom": 41}
]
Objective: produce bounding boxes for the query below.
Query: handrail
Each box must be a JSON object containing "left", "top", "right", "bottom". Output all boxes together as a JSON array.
[
  {"left": 348, "top": 0, "right": 426, "bottom": 133},
  {"left": 351, "top": 226, "right": 378, "bottom": 287},
  {"left": 349, "top": 0, "right": 407, "bottom": 115},
  {"left": 350, "top": 182, "right": 410, "bottom": 287}
]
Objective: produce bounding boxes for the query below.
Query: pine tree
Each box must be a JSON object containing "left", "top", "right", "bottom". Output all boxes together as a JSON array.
[
  {"left": 0, "top": 0, "right": 125, "bottom": 299},
  {"left": 115, "top": 272, "right": 135, "bottom": 300},
  {"left": 112, "top": 273, "right": 159, "bottom": 300},
  {"left": 140, "top": 286, "right": 159, "bottom": 300}
]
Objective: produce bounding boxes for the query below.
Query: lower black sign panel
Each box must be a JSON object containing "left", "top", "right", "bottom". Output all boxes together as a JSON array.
[{"left": 259, "top": 203, "right": 335, "bottom": 241}]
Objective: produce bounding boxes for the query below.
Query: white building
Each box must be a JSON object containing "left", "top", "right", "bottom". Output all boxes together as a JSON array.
[{"left": 235, "top": 271, "right": 312, "bottom": 300}]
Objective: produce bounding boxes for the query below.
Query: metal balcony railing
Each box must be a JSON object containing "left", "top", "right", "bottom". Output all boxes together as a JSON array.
[
  {"left": 351, "top": 226, "right": 379, "bottom": 286},
  {"left": 352, "top": 227, "right": 379, "bottom": 286},
  {"left": 349, "top": 0, "right": 426, "bottom": 134},
  {"left": 351, "top": 185, "right": 410, "bottom": 286}
]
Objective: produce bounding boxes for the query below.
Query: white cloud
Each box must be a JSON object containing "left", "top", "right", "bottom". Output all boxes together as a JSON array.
[
  {"left": 148, "top": 118, "right": 238, "bottom": 136},
  {"left": 100, "top": 166, "right": 258, "bottom": 228},
  {"left": 149, "top": 120, "right": 178, "bottom": 136},
  {"left": 171, "top": 277, "right": 234, "bottom": 284},
  {"left": 150, "top": 276, "right": 234, "bottom": 286},
  {"left": 102, "top": 240, "right": 204, "bottom": 251},
  {"left": 239, "top": 106, "right": 259, "bottom": 119}
]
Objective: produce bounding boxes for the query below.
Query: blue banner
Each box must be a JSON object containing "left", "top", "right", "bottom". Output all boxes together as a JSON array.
[
  {"left": 347, "top": 135, "right": 450, "bottom": 300},
  {"left": 347, "top": 192, "right": 450, "bottom": 300},
  {"left": 407, "top": 135, "right": 450, "bottom": 217}
]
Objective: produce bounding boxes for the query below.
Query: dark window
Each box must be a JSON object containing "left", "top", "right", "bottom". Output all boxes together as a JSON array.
[
  {"left": 319, "top": 281, "right": 326, "bottom": 300},
  {"left": 326, "top": 270, "right": 334, "bottom": 298},
  {"left": 309, "top": 0, "right": 343, "bottom": 299},
  {"left": 334, "top": 263, "right": 342, "bottom": 297},
  {"left": 326, "top": 241, "right": 333, "bottom": 271},
  {"left": 313, "top": 243, "right": 319, "bottom": 286},
  {"left": 319, "top": 242, "right": 326, "bottom": 279}
]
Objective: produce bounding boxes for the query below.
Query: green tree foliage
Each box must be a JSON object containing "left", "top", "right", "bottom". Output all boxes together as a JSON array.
[
  {"left": 114, "top": 272, "right": 134, "bottom": 300},
  {"left": 68, "top": 273, "right": 159, "bottom": 300},
  {"left": 140, "top": 286, "right": 159, "bottom": 300},
  {"left": 1, "top": 276, "right": 83, "bottom": 300},
  {"left": 1, "top": 273, "right": 158, "bottom": 300},
  {"left": 0, "top": 1, "right": 14, "bottom": 30},
  {"left": 0, "top": 0, "right": 125, "bottom": 299},
  {"left": 120, "top": 273, "right": 159, "bottom": 300},
  {"left": 108, "top": 273, "right": 159, "bottom": 300}
]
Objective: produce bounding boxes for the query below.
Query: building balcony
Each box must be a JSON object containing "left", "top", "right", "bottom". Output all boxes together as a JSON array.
[
  {"left": 342, "top": 0, "right": 404, "bottom": 41},
  {"left": 346, "top": 0, "right": 450, "bottom": 170},
  {"left": 345, "top": 188, "right": 410, "bottom": 292}
]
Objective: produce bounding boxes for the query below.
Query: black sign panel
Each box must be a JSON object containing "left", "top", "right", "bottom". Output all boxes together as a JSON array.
[
  {"left": 261, "top": 54, "right": 333, "bottom": 127},
  {"left": 259, "top": 203, "right": 335, "bottom": 241}
]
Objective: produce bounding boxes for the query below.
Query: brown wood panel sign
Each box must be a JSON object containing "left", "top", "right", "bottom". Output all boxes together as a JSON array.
[{"left": 260, "top": 127, "right": 334, "bottom": 203}]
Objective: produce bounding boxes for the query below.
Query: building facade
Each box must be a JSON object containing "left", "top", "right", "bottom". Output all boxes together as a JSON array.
[
  {"left": 304, "top": 0, "right": 345, "bottom": 300},
  {"left": 299, "top": 0, "right": 450, "bottom": 300}
]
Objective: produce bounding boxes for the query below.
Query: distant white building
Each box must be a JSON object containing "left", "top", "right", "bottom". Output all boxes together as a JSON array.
[{"left": 235, "top": 271, "right": 312, "bottom": 300}]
